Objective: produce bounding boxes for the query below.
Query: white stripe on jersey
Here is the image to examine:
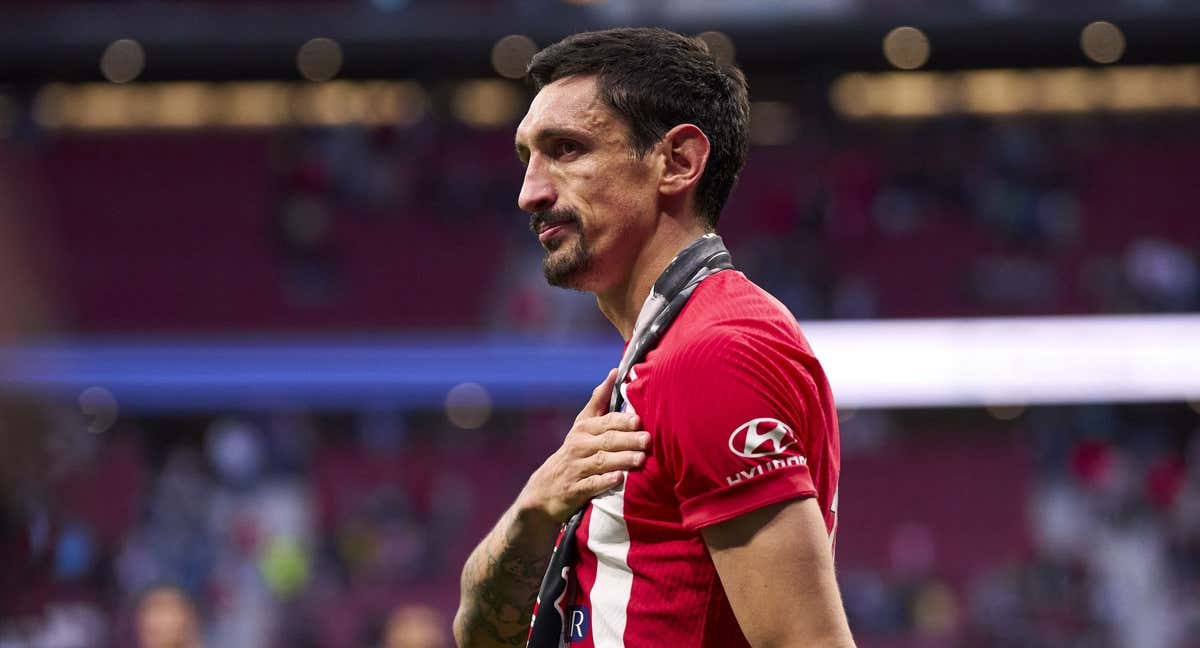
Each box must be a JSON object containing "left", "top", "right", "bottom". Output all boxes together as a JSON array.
[
  {"left": 586, "top": 484, "right": 632, "bottom": 647},
  {"left": 585, "top": 372, "right": 638, "bottom": 647}
]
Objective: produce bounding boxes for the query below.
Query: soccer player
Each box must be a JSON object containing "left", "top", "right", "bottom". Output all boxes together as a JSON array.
[{"left": 454, "top": 28, "right": 852, "bottom": 648}]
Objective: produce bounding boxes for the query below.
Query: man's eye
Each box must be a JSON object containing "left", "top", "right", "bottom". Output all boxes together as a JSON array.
[{"left": 556, "top": 140, "right": 580, "bottom": 157}]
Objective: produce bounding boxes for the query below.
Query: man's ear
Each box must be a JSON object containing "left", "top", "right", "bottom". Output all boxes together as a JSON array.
[{"left": 659, "top": 123, "right": 710, "bottom": 197}]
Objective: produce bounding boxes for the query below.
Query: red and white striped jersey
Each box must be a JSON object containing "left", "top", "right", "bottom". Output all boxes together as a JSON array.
[{"left": 564, "top": 270, "right": 841, "bottom": 647}]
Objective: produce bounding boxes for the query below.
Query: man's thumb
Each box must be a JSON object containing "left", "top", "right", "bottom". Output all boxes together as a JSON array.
[{"left": 580, "top": 368, "right": 618, "bottom": 420}]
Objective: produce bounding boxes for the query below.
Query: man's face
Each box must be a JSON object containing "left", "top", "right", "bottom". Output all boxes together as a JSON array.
[{"left": 515, "top": 76, "right": 660, "bottom": 291}]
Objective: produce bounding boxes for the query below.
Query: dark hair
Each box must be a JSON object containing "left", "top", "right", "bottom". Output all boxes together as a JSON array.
[{"left": 527, "top": 27, "right": 750, "bottom": 229}]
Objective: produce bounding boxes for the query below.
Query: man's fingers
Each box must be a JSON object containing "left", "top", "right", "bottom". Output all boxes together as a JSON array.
[
  {"left": 585, "top": 450, "right": 646, "bottom": 475},
  {"left": 581, "top": 412, "right": 640, "bottom": 436},
  {"left": 573, "top": 471, "right": 625, "bottom": 499},
  {"left": 566, "top": 429, "right": 649, "bottom": 460},
  {"left": 593, "top": 429, "right": 651, "bottom": 454},
  {"left": 576, "top": 368, "right": 618, "bottom": 423}
]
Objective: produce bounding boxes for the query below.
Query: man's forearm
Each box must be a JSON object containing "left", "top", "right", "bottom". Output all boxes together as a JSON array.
[
  {"left": 454, "top": 371, "right": 643, "bottom": 647},
  {"left": 453, "top": 502, "right": 559, "bottom": 648}
]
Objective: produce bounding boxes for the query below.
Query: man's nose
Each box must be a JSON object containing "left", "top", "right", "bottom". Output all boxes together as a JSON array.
[{"left": 518, "top": 156, "right": 556, "bottom": 214}]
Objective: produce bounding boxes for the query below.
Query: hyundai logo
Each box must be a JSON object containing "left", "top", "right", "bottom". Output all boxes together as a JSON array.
[{"left": 728, "top": 417, "right": 797, "bottom": 458}]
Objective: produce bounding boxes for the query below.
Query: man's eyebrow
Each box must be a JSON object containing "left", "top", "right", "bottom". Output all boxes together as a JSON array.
[
  {"left": 533, "top": 127, "right": 590, "bottom": 142},
  {"left": 515, "top": 127, "right": 591, "bottom": 163}
]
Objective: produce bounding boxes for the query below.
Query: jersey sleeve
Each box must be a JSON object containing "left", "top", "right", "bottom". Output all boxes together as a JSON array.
[{"left": 651, "top": 330, "right": 819, "bottom": 532}]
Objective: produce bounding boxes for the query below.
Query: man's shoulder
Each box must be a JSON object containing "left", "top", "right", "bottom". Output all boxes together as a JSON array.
[
  {"left": 669, "top": 270, "right": 810, "bottom": 353},
  {"left": 647, "top": 271, "right": 814, "bottom": 379},
  {"left": 686, "top": 270, "right": 800, "bottom": 325}
]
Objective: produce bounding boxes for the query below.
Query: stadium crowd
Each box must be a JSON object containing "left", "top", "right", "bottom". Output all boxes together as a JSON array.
[
  {"left": 4, "top": 107, "right": 1195, "bottom": 334},
  {"left": 2, "top": 92, "right": 1199, "bottom": 647},
  {"left": 3, "top": 402, "right": 1199, "bottom": 647}
]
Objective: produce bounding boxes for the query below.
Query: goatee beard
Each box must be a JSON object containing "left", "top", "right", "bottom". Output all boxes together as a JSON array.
[
  {"left": 531, "top": 208, "right": 589, "bottom": 289},
  {"left": 543, "top": 227, "right": 591, "bottom": 288}
]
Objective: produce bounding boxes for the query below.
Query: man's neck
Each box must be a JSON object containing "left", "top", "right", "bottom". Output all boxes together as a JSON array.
[{"left": 596, "top": 219, "right": 709, "bottom": 341}]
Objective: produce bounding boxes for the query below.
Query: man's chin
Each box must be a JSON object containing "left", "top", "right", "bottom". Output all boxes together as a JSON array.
[
  {"left": 542, "top": 249, "right": 591, "bottom": 289},
  {"left": 543, "top": 265, "right": 586, "bottom": 289}
]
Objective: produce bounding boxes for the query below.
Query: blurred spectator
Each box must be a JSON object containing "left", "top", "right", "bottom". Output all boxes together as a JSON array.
[
  {"left": 1124, "top": 237, "right": 1200, "bottom": 312},
  {"left": 4, "top": 401, "right": 1198, "bottom": 646},
  {"left": 381, "top": 604, "right": 448, "bottom": 648},
  {"left": 135, "top": 585, "right": 202, "bottom": 648}
]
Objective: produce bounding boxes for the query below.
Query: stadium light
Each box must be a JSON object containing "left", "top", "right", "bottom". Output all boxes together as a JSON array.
[
  {"left": 830, "top": 65, "right": 1200, "bottom": 119},
  {"left": 100, "top": 39, "right": 145, "bottom": 84},
  {"left": 451, "top": 79, "right": 524, "bottom": 128},
  {"left": 30, "top": 80, "right": 428, "bottom": 131},
  {"left": 445, "top": 382, "right": 493, "bottom": 430},
  {"left": 697, "top": 31, "right": 736, "bottom": 66},
  {"left": 297, "top": 37, "right": 343, "bottom": 82},
  {"left": 882, "top": 26, "right": 930, "bottom": 71},
  {"left": 1081, "top": 21, "right": 1125, "bottom": 65},
  {"left": 805, "top": 315, "right": 1200, "bottom": 408},
  {"left": 491, "top": 35, "right": 538, "bottom": 80}
]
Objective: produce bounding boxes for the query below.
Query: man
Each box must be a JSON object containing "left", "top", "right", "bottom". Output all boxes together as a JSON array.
[{"left": 454, "top": 27, "right": 852, "bottom": 648}]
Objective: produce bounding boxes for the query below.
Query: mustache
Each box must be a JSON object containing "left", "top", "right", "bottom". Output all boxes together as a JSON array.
[{"left": 529, "top": 208, "right": 580, "bottom": 235}]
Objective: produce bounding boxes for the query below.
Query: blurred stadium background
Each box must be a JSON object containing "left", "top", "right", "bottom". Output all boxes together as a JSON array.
[{"left": 2, "top": 0, "right": 1200, "bottom": 647}]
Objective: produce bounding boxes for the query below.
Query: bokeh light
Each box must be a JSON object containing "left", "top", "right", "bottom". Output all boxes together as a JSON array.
[
  {"left": 32, "top": 83, "right": 68, "bottom": 128},
  {"left": 296, "top": 37, "right": 343, "bottom": 82},
  {"left": 491, "top": 34, "right": 538, "bottom": 80},
  {"left": 100, "top": 39, "right": 145, "bottom": 84},
  {"left": 445, "top": 382, "right": 493, "bottom": 430},
  {"left": 830, "top": 73, "right": 872, "bottom": 119},
  {"left": 30, "top": 80, "right": 430, "bottom": 131},
  {"left": 365, "top": 80, "right": 428, "bottom": 126},
  {"left": 451, "top": 79, "right": 524, "bottom": 128},
  {"left": 697, "top": 31, "right": 736, "bottom": 66},
  {"left": 883, "top": 26, "right": 931, "bottom": 70},
  {"left": 831, "top": 65, "right": 1200, "bottom": 120},
  {"left": 1081, "top": 21, "right": 1125, "bottom": 64},
  {"left": 77, "top": 386, "right": 118, "bottom": 434},
  {"left": 229, "top": 82, "right": 292, "bottom": 127},
  {"left": 962, "top": 70, "right": 1036, "bottom": 114},
  {"left": 150, "top": 82, "right": 217, "bottom": 127}
]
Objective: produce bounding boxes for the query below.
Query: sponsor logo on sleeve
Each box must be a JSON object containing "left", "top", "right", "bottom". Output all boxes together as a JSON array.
[
  {"left": 728, "top": 417, "right": 797, "bottom": 458},
  {"left": 725, "top": 418, "right": 806, "bottom": 486}
]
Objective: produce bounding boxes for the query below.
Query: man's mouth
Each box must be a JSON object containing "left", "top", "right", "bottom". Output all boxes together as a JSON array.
[
  {"left": 538, "top": 221, "right": 573, "bottom": 243},
  {"left": 532, "top": 212, "right": 578, "bottom": 242}
]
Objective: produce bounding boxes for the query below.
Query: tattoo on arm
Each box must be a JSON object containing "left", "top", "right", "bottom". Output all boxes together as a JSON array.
[{"left": 456, "top": 508, "right": 554, "bottom": 647}]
